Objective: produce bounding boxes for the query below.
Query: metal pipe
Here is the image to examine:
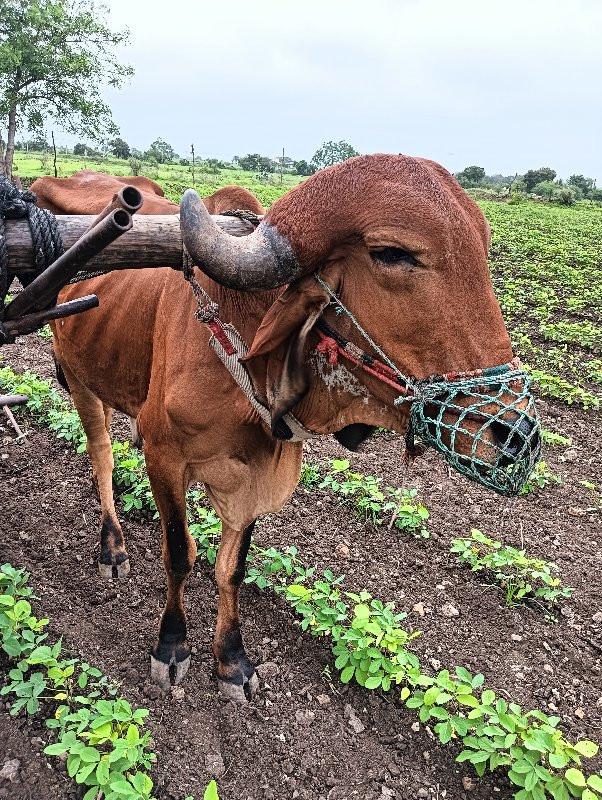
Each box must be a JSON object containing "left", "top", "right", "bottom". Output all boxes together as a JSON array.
[
  {"left": 3, "top": 208, "right": 132, "bottom": 320},
  {"left": 1, "top": 295, "right": 99, "bottom": 341},
  {"left": 0, "top": 394, "right": 28, "bottom": 407},
  {"left": 84, "top": 186, "right": 143, "bottom": 233}
]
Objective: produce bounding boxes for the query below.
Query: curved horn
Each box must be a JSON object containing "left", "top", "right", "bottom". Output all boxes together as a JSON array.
[{"left": 180, "top": 189, "right": 301, "bottom": 291}]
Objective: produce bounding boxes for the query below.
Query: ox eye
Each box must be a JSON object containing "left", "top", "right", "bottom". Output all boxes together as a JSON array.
[{"left": 370, "top": 247, "right": 419, "bottom": 267}]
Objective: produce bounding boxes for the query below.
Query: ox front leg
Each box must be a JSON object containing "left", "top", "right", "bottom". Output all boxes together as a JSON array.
[
  {"left": 214, "top": 521, "right": 258, "bottom": 702},
  {"left": 146, "top": 460, "right": 197, "bottom": 690}
]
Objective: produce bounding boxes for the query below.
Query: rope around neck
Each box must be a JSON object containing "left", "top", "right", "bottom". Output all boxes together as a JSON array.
[{"left": 314, "top": 273, "right": 412, "bottom": 393}]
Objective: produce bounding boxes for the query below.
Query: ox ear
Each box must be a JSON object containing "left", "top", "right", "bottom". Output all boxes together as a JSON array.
[{"left": 241, "top": 269, "right": 337, "bottom": 438}]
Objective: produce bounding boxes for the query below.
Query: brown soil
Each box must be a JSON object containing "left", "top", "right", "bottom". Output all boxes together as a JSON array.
[{"left": 0, "top": 334, "right": 601, "bottom": 800}]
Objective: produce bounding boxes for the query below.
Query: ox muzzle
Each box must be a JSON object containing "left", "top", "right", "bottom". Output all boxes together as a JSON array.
[{"left": 402, "top": 362, "right": 542, "bottom": 496}]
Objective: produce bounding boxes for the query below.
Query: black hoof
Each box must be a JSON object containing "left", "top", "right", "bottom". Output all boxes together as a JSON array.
[
  {"left": 150, "top": 653, "right": 191, "bottom": 690},
  {"left": 218, "top": 671, "right": 259, "bottom": 703},
  {"left": 98, "top": 555, "right": 130, "bottom": 579}
]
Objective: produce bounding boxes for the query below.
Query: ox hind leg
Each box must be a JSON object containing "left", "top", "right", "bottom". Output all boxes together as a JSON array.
[
  {"left": 58, "top": 363, "right": 130, "bottom": 578},
  {"left": 145, "top": 453, "right": 197, "bottom": 689}
]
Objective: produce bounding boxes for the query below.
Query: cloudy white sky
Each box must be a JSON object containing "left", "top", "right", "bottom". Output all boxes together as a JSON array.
[{"left": 95, "top": 0, "right": 601, "bottom": 182}]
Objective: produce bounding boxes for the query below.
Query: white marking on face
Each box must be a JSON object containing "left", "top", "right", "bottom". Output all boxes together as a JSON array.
[{"left": 311, "top": 352, "right": 370, "bottom": 399}]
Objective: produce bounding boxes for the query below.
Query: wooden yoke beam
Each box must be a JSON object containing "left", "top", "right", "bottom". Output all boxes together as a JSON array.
[{"left": 4, "top": 214, "right": 258, "bottom": 276}]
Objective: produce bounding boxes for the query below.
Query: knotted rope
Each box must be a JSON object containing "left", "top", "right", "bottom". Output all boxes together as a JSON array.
[{"left": 0, "top": 176, "right": 63, "bottom": 317}]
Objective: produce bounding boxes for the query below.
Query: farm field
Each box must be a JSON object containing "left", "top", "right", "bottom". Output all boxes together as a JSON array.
[
  {"left": 1, "top": 174, "right": 602, "bottom": 800},
  {"left": 13, "top": 151, "right": 304, "bottom": 209}
]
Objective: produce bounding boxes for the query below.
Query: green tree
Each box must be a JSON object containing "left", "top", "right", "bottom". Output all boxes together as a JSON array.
[
  {"left": 533, "top": 181, "right": 577, "bottom": 205},
  {"left": 0, "top": 0, "right": 133, "bottom": 179},
  {"left": 236, "top": 153, "right": 262, "bottom": 171},
  {"left": 567, "top": 174, "right": 594, "bottom": 196},
  {"left": 590, "top": 188, "right": 602, "bottom": 203},
  {"left": 110, "top": 137, "right": 130, "bottom": 159},
  {"left": 258, "top": 156, "right": 275, "bottom": 173},
  {"left": 293, "top": 159, "right": 316, "bottom": 176},
  {"left": 18, "top": 133, "right": 48, "bottom": 151},
  {"left": 523, "top": 167, "right": 556, "bottom": 192},
  {"left": 128, "top": 156, "right": 142, "bottom": 176},
  {"left": 455, "top": 165, "right": 486, "bottom": 187},
  {"left": 144, "top": 137, "right": 176, "bottom": 164},
  {"left": 310, "top": 140, "right": 359, "bottom": 170},
  {"left": 73, "top": 142, "right": 87, "bottom": 156}
]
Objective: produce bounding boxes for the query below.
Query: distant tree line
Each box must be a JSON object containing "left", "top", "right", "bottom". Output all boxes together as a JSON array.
[
  {"left": 14, "top": 132, "right": 599, "bottom": 207},
  {"left": 455, "top": 164, "right": 601, "bottom": 205},
  {"left": 233, "top": 140, "right": 360, "bottom": 176},
  {"left": 14, "top": 137, "right": 361, "bottom": 179}
]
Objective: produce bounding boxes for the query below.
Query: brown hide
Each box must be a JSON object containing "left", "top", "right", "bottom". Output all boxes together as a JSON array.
[
  {"left": 31, "top": 170, "right": 179, "bottom": 215},
  {"left": 262, "top": 154, "right": 491, "bottom": 273},
  {"left": 203, "top": 185, "right": 265, "bottom": 216},
  {"left": 32, "top": 170, "right": 264, "bottom": 217}
]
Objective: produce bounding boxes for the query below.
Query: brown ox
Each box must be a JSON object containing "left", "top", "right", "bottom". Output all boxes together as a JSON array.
[{"left": 36, "top": 156, "right": 534, "bottom": 700}]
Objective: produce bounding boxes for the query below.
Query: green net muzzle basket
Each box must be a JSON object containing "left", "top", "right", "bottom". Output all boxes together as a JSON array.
[
  {"left": 398, "top": 362, "right": 542, "bottom": 496},
  {"left": 312, "top": 279, "right": 541, "bottom": 498}
]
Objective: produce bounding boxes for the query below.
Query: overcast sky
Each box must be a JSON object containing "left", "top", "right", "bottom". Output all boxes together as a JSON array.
[{"left": 93, "top": 0, "right": 601, "bottom": 182}]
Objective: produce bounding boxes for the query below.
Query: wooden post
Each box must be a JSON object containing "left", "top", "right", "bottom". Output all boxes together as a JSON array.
[{"left": 51, "top": 131, "right": 58, "bottom": 178}]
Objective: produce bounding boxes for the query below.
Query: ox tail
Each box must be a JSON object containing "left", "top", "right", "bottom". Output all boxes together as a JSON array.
[{"left": 53, "top": 353, "right": 71, "bottom": 395}]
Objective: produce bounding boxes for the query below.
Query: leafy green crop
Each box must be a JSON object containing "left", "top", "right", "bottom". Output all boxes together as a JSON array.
[
  {"left": 404, "top": 666, "right": 601, "bottom": 800},
  {"left": 521, "top": 461, "right": 562, "bottom": 495},
  {"left": 450, "top": 530, "right": 573, "bottom": 607},
  {"left": 319, "top": 459, "right": 429, "bottom": 537},
  {"left": 1, "top": 563, "right": 217, "bottom": 800},
  {"left": 483, "top": 200, "right": 602, "bottom": 410}
]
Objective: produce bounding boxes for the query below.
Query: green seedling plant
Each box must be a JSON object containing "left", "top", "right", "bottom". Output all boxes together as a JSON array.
[
  {"left": 521, "top": 461, "right": 562, "bottom": 495},
  {"left": 185, "top": 782, "right": 220, "bottom": 800},
  {"left": 540, "top": 320, "right": 602, "bottom": 350},
  {"left": 526, "top": 368, "right": 600, "bottom": 411},
  {"left": 45, "top": 699, "right": 154, "bottom": 800},
  {"left": 112, "top": 442, "right": 157, "bottom": 514},
  {"left": 286, "top": 580, "right": 420, "bottom": 691},
  {"left": 244, "top": 545, "right": 315, "bottom": 591},
  {"left": 332, "top": 594, "right": 421, "bottom": 691},
  {"left": 386, "top": 487, "right": 430, "bottom": 538},
  {"left": 300, "top": 461, "right": 321, "bottom": 487},
  {"left": 580, "top": 481, "right": 602, "bottom": 514},
  {"left": 320, "top": 459, "right": 430, "bottom": 537},
  {"left": 0, "top": 567, "right": 48, "bottom": 662},
  {"left": 37, "top": 324, "right": 53, "bottom": 340},
  {"left": 451, "top": 530, "right": 573, "bottom": 607},
  {"left": 0, "top": 564, "right": 157, "bottom": 799},
  {"left": 404, "top": 665, "right": 601, "bottom": 800},
  {"left": 541, "top": 430, "right": 572, "bottom": 447}
]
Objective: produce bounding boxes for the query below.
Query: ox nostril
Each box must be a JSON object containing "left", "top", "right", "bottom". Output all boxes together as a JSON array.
[{"left": 491, "top": 416, "right": 540, "bottom": 461}]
